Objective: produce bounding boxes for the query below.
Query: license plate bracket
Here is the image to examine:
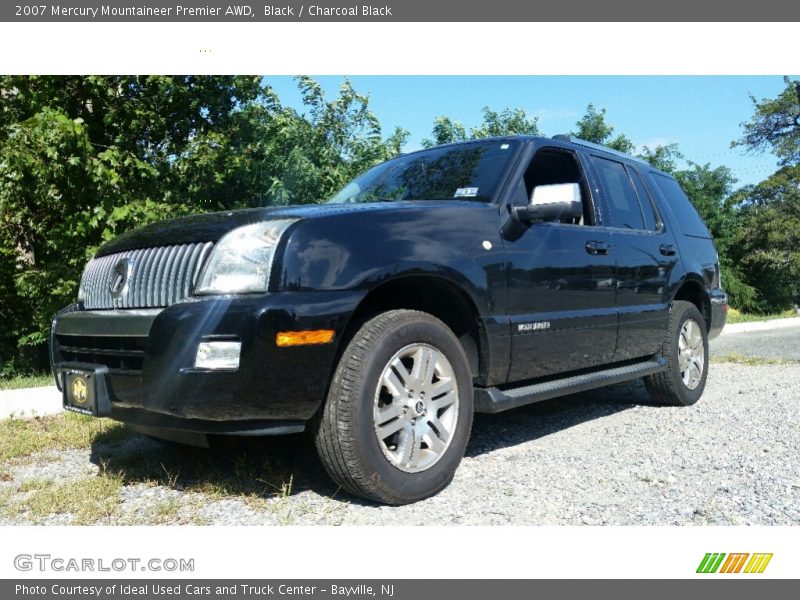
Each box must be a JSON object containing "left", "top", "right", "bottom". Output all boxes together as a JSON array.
[{"left": 60, "top": 364, "right": 112, "bottom": 417}]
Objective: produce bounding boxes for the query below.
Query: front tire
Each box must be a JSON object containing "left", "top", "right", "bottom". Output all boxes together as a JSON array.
[
  {"left": 314, "top": 310, "right": 473, "bottom": 505},
  {"left": 644, "top": 300, "right": 709, "bottom": 406}
]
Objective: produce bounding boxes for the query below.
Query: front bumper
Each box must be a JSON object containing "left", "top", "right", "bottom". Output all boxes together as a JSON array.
[{"left": 51, "top": 291, "right": 365, "bottom": 433}]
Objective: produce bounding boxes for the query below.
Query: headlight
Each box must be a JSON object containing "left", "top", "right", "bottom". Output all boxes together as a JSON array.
[{"left": 195, "top": 219, "right": 297, "bottom": 295}]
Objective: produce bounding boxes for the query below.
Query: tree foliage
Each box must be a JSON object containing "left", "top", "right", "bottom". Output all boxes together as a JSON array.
[
  {"left": 729, "top": 77, "right": 800, "bottom": 311},
  {"left": 0, "top": 76, "right": 404, "bottom": 373},
  {"left": 571, "top": 104, "right": 634, "bottom": 153},
  {"left": 637, "top": 143, "right": 683, "bottom": 173},
  {"left": 734, "top": 77, "right": 800, "bottom": 167},
  {"left": 422, "top": 107, "right": 539, "bottom": 147},
  {"left": 727, "top": 165, "right": 800, "bottom": 311},
  {"left": 1, "top": 76, "right": 797, "bottom": 375}
]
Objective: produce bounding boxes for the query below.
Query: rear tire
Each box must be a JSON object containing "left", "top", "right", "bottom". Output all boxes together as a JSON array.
[
  {"left": 314, "top": 309, "right": 473, "bottom": 505},
  {"left": 644, "top": 300, "right": 709, "bottom": 406}
]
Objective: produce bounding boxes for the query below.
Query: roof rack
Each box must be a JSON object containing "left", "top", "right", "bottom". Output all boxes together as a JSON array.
[{"left": 551, "top": 134, "right": 649, "bottom": 166}]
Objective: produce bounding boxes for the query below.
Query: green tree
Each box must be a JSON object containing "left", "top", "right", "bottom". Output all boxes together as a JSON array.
[
  {"left": 727, "top": 165, "right": 800, "bottom": 311},
  {"left": 637, "top": 143, "right": 683, "bottom": 173},
  {"left": 423, "top": 116, "right": 467, "bottom": 147},
  {"left": 730, "top": 76, "right": 800, "bottom": 311},
  {"left": 571, "top": 104, "right": 634, "bottom": 153},
  {"left": 422, "top": 106, "right": 539, "bottom": 147},
  {"left": 0, "top": 108, "right": 119, "bottom": 372},
  {"left": 0, "top": 76, "right": 405, "bottom": 375},
  {"left": 172, "top": 78, "right": 407, "bottom": 209},
  {"left": 259, "top": 77, "right": 407, "bottom": 204},
  {"left": 0, "top": 76, "right": 264, "bottom": 373},
  {"left": 733, "top": 77, "right": 800, "bottom": 167},
  {"left": 470, "top": 107, "right": 540, "bottom": 139}
]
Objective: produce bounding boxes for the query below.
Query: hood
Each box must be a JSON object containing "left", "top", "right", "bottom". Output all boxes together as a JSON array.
[{"left": 95, "top": 202, "right": 411, "bottom": 256}]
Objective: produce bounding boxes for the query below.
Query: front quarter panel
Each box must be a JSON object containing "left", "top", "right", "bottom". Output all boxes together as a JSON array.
[{"left": 277, "top": 203, "right": 508, "bottom": 317}]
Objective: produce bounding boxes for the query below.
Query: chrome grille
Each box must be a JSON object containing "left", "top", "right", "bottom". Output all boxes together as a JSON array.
[{"left": 81, "top": 242, "right": 213, "bottom": 309}]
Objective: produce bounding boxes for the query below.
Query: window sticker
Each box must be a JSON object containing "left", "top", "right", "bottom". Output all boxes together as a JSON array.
[
  {"left": 454, "top": 187, "right": 479, "bottom": 198},
  {"left": 500, "top": 144, "right": 510, "bottom": 149}
]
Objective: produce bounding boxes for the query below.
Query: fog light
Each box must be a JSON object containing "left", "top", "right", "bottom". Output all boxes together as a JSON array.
[{"left": 195, "top": 341, "right": 241, "bottom": 370}]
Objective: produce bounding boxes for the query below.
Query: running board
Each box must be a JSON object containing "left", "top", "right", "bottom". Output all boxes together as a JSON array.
[{"left": 474, "top": 358, "right": 667, "bottom": 414}]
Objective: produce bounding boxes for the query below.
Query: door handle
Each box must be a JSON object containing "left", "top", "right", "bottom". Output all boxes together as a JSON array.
[
  {"left": 586, "top": 241, "right": 610, "bottom": 255},
  {"left": 659, "top": 244, "right": 677, "bottom": 256}
]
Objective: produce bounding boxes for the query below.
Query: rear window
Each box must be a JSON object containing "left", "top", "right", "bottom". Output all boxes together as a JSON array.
[{"left": 649, "top": 173, "right": 711, "bottom": 238}]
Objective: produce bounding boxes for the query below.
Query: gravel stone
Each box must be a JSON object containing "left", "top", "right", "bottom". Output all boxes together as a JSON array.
[{"left": 1, "top": 362, "right": 797, "bottom": 525}]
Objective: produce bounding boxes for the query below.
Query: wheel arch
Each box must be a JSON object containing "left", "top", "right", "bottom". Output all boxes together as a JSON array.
[
  {"left": 343, "top": 275, "right": 487, "bottom": 383},
  {"left": 672, "top": 276, "right": 711, "bottom": 330}
]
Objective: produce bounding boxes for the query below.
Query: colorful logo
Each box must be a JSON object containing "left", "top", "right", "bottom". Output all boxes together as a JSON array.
[
  {"left": 71, "top": 376, "right": 89, "bottom": 405},
  {"left": 697, "top": 553, "right": 773, "bottom": 574}
]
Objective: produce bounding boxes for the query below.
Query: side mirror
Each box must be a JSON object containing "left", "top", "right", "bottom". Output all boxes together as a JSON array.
[{"left": 515, "top": 183, "right": 583, "bottom": 223}]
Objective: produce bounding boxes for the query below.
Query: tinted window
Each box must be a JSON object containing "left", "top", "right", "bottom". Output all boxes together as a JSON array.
[
  {"left": 628, "top": 168, "right": 658, "bottom": 231},
  {"left": 328, "top": 140, "right": 520, "bottom": 204},
  {"left": 650, "top": 173, "right": 711, "bottom": 238},
  {"left": 591, "top": 157, "right": 645, "bottom": 229}
]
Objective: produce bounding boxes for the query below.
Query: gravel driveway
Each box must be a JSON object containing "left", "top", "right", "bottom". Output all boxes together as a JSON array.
[{"left": 2, "top": 354, "right": 798, "bottom": 525}]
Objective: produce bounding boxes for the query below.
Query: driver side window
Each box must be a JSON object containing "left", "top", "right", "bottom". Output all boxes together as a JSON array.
[{"left": 513, "top": 148, "right": 595, "bottom": 226}]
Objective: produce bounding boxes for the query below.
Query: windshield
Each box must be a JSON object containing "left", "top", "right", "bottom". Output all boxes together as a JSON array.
[{"left": 328, "top": 140, "right": 521, "bottom": 204}]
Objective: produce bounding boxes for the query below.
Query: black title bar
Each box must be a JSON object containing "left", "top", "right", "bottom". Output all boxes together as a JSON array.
[
  {"left": 4, "top": 579, "right": 800, "bottom": 600},
  {"left": 4, "top": 0, "right": 800, "bottom": 22}
]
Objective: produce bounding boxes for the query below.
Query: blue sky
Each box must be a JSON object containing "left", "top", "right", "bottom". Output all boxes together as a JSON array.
[{"left": 264, "top": 76, "right": 795, "bottom": 187}]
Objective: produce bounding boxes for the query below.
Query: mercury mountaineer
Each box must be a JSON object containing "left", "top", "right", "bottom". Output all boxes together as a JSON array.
[{"left": 51, "top": 135, "right": 727, "bottom": 504}]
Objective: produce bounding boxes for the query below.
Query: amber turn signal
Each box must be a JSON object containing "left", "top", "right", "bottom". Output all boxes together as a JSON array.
[{"left": 275, "top": 330, "right": 335, "bottom": 347}]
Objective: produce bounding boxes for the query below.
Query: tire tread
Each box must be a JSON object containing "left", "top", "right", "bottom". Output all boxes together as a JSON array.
[
  {"left": 315, "top": 310, "right": 436, "bottom": 504},
  {"left": 644, "top": 300, "right": 707, "bottom": 406}
]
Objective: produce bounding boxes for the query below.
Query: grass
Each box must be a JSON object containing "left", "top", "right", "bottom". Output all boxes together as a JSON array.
[
  {"left": 143, "top": 498, "right": 183, "bottom": 524},
  {"left": 0, "top": 413, "right": 131, "bottom": 463},
  {"left": 726, "top": 307, "right": 797, "bottom": 324},
  {"left": 17, "top": 477, "right": 53, "bottom": 493},
  {"left": 0, "top": 487, "right": 14, "bottom": 514},
  {"left": 0, "top": 413, "right": 322, "bottom": 525},
  {"left": 137, "top": 497, "right": 215, "bottom": 525},
  {"left": 0, "top": 373, "right": 53, "bottom": 391},
  {"left": 4, "top": 473, "right": 124, "bottom": 524},
  {"left": 95, "top": 439, "right": 303, "bottom": 502},
  {"left": 711, "top": 352, "right": 796, "bottom": 366}
]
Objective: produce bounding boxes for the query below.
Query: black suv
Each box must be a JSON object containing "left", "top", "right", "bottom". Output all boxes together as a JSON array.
[{"left": 51, "top": 135, "right": 727, "bottom": 504}]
